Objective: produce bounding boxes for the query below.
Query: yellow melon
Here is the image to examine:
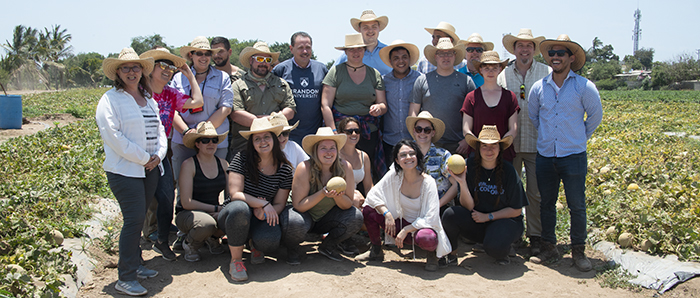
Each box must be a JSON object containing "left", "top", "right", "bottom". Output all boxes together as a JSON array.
[
  {"left": 326, "top": 176, "right": 347, "bottom": 193},
  {"left": 447, "top": 155, "right": 466, "bottom": 175}
]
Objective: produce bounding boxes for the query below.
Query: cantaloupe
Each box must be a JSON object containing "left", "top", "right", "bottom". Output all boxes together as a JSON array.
[
  {"left": 618, "top": 232, "right": 633, "bottom": 248},
  {"left": 326, "top": 177, "right": 347, "bottom": 193},
  {"left": 447, "top": 155, "right": 466, "bottom": 175}
]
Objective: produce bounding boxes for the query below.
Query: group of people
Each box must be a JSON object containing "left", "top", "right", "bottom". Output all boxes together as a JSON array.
[{"left": 94, "top": 9, "right": 603, "bottom": 296}]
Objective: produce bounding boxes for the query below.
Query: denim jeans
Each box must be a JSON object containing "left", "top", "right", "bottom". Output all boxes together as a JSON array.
[
  {"left": 218, "top": 200, "right": 281, "bottom": 252},
  {"left": 536, "top": 152, "right": 588, "bottom": 246}
]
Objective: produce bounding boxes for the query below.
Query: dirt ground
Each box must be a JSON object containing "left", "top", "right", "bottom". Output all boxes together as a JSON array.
[{"left": 0, "top": 113, "right": 80, "bottom": 144}]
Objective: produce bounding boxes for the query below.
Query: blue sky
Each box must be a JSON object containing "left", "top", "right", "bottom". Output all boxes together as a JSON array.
[{"left": 2, "top": 0, "right": 698, "bottom": 66}]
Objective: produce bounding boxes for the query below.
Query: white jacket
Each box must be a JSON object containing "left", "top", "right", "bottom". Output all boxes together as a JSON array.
[
  {"left": 96, "top": 88, "right": 167, "bottom": 178},
  {"left": 365, "top": 165, "right": 452, "bottom": 258}
]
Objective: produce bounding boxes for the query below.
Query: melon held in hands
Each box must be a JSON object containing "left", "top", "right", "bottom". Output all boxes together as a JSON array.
[
  {"left": 326, "top": 177, "right": 347, "bottom": 193},
  {"left": 447, "top": 155, "right": 466, "bottom": 175}
]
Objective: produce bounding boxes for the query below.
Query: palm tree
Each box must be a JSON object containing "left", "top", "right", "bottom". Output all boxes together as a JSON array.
[
  {"left": 2, "top": 25, "right": 40, "bottom": 70},
  {"left": 43, "top": 25, "right": 73, "bottom": 61}
]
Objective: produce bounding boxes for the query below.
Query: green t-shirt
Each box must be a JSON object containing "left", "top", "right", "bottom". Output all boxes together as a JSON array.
[{"left": 322, "top": 63, "right": 384, "bottom": 116}]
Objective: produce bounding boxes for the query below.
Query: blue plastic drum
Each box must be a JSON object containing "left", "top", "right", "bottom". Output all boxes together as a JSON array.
[{"left": 0, "top": 95, "right": 23, "bottom": 129}]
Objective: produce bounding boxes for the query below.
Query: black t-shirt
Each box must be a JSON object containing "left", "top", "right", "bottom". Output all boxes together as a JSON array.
[{"left": 466, "top": 157, "right": 528, "bottom": 219}]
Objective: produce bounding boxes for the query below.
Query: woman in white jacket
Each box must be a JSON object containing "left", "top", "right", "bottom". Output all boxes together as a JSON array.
[{"left": 359, "top": 139, "right": 451, "bottom": 271}]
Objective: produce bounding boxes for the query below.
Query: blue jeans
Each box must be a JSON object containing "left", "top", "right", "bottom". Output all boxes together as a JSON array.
[
  {"left": 154, "top": 158, "right": 174, "bottom": 243},
  {"left": 536, "top": 152, "right": 588, "bottom": 246}
]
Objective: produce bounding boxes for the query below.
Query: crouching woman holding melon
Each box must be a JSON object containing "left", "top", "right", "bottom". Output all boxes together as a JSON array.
[{"left": 279, "top": 127, "right": 363, "bottom": 265}]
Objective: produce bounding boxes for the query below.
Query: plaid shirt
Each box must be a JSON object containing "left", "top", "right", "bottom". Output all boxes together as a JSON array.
[{"left": 497, "top": 61, "right": 551, "bottom": 153}]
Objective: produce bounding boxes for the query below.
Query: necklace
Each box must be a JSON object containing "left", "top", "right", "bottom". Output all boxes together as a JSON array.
[
  {"left": 196, "top": 68, "right": 209, "bottom": 76},
  {"left": 347, "top": 64, "right": 366, "bottom": 72},
  {"left": 484, "top": 168, "right": 495, "bottom": 182}
]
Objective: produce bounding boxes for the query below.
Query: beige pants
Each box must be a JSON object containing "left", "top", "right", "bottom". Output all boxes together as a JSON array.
[
  {"left": 514, "top": 152, "right": 541, "bottom": 238},
  {"left": 174, "top": 210, "right": 218, "bottom": 246}
]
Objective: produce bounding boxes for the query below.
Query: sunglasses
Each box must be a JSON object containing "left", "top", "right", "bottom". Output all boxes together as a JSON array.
[
  {"left": 520, "top": 84, "right": 525, "bottom": 100},
  {"left": 280, "top": 131, "right": 290, "bottom": 137},
  {"left": 197, "top": 137, "right": 220, "bottom": 144},
  {"left": 414, "top": 126, "right": 433, "bottom": 134},
  {"left": 548, "top": 50, "right": 571, "bottom": 57},
  {"left": 192, "top": 51, "right": 212, "bottom": 57},
  {"left": 157, "top": 61, "right": 177, "bottom": 72},
  {"left": 466, "top": 47, "right": 484, "bottom": 53},
  {"left": 119, "top": 65, "right": 142, "bottom": 73},
  {"left": 253, "top": 56, "right": 273, "bottom": 63},
  {"left": 343, "top": 128, "right": 361, "bottom": 135}
]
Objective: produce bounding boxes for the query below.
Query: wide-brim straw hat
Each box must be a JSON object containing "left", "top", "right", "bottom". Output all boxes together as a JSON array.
[
  {"left": 139, "top": 48, "right": 186, "bottom": 68},
  {"left": 459, "top": 33, "right": 495, "bottom": 51},
  {"left": 406, "top": 111, "right": 445, "bottom": 143},
  {"left": 269, "top": 111, "right": 299, "bottom": 131},
  {"left": 239, "top": 41, "right": 281, "bottom": 69},
  {"left": 179, "top": 36, "right": 225, "bottom": 62},
  {"left": 239, "top": 118, "right": 284, "bottom": 140},
  {"left": 335, "top": 33, "right": 367, "bottom": 50},
  {"left": 302, "top": 127, "right": 347, "bottom": 155},
  {"left": 102, "top": 47, "right": 154, "bottom": 81},
  {"left": 350, "top": 10, "right": 389, "bottom": 33},
  {"left": 473, "top": 51, "right": 509, "bottom": 74},
  {"left": 465, "top": 125, "right": 513, "bottom": 150},
  {"left": 539, "top": 34, "right": 586, "bottom": 72},
  {"left": 183, "top": 121, "right": 228, "bottom": 149},
  {"left": 424, "top": 37, "right": 466, "bottom": 67},
  {"left": 424, "top": 22, "right": 460, "bottom": 42},
  {"left": 379, "top": 40, "right": 420, "bottom": 68},
  {"left": 502, "top": 28, "right": 545, "bottom": 55}
]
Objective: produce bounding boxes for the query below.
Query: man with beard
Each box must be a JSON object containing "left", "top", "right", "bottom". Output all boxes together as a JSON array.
[
  {"left": 228, "top": 41, "right": 296, "bottom": 160},
  {"left": 333, "top": 10, "right": 391, "bottom": 75},
  {"left": 528, "top": 34, "right": 602, "bottom": 272},
  {"left": 497, "top": 29, "right": 551, "bottom": 256},
  {"left": 273, "top": 32, "right": 328, "bottom": 144},
  {"left": 211, "top": 37, "right": 245, "bottom": 83},
  {"left": 456, "top": 33, "right": 494, "bottom": 88}
]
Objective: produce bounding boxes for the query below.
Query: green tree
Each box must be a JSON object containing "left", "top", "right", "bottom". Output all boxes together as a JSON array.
[
  {"left": 651, "top": 55, "right": 700, "bottom": 89},
  {"left": 228, "top": 39, "right": 257, "bottom": 69},
  {"left": 130, "top": 34, "right": 171, "bottom": 55},
  {"left": 2, "top": 25, "right": 40, "bottom": 71},
  {"left": 41, "top": 25, "right": 73, "bottom": 61},
  {"left": 63, "top": 52, "right": 104, "bottom": 88},
  {"left": 623, "top": 55, "right": 643, "bottom": 71},
  {"left": 634, "top": 48, "right": 654, "bottom": 70},
  {"left": 269, "top": 42, "right": 292, "bottom": 63}
]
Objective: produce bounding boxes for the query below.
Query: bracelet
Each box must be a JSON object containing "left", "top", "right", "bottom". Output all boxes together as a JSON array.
[
  {"left": 263, "top": 201, "right": 271, "bottom": 208},
  {"left": 332, "top": 129, "right": 337, "bottom": 132},
  {"left": 182, "top": 127, "right": 193, "bottom": 136},
  {"left": 383, "top": 210, "right": 389, "bottom": 217}
]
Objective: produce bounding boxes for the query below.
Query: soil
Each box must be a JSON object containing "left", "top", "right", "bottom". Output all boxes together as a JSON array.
[{"left": 0, "top": 113, "right": 81, "bottom": 145}]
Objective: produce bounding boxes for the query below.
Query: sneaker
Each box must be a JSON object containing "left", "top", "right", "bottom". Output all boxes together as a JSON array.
[
  {"left": 529, "top": 236, "right": 542, "bottom": 256},
  {"left": 318, "top": 244, "right": 344, "bottom": 262},
  {"left": 250, "top": 242, "right": 265, "bottom": 265},
  {"left": 136, "top": 265, "right": 158, "bottom": 279},
  {"left": 497, "top": 257, "right": 511, "bottom": 265},
  {"left": 355, "top": 244, "right": 384, "bottom": 261},
  {"left": 153, "top": 240, "right": 176, "bottom": 261},
  {"left": 286, "top": 247, "right": 302, "bottom": 266},
  {"left": 572, "top": 244, "right": 592, "bottom": 272},
  {"left": 472, "top": 243, "right": 485, "bottom": 253},
  {"left": 115, "top": 280, "right": 147, "bottom": 296},
  {"left": 146, "top": 231, "right": 158, "bottom": 243},
  {"left": 425, "top": 251, "right": 438, "bottom": 272},
  {"left": 439, "top": 254, "right": 458, "bottom": 268},
  {"left": 205, "top": 237, "right": 225, "bottom": 255},
  {"left": 182, "top": 240, "right": 201, "bottom": 262},
  {"left": 337, "top": 239, "right": 360, "bottom": 256},
  {"left": 530, "top": 241, "right": 560, "bottom": 264},
  {"left": 172, "top": 234, "right": 185, "bottom": 253},
  {"left": 229, "top": 260, "right": 248, "bottom": 282}
]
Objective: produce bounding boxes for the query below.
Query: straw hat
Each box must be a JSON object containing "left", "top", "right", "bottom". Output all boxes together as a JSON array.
[
  {"left": 139, "top": 47, "right": 186, "bottom": 68},
  {"left": 465, "top": 125, "right": 513, "bottom": 150},
  {"left": 539, "top": 34, "right": 586, "bottom": 72},
  {"left": 102, "top": 48, "right": 154, "bottom": 81},
  {"left": 424, "top": 22, "right": 460, "bottom": 42},
  {"left": 458, "top": 33, "right": 494, "bottom": 51},
  {"left": 183, "top": 121, "right": 228, "bottom": 149},
  {"left": 179, "top": 36, "right": 225, "bottom": 62},
  {"left": 268, "top": 111, "right": 299, "bottom": 131},
  {"left": 302, "top": 127, "right": 347, "bottom": 155},
  {"left": 502, "top": 28, "right": 545, "bottom": 55},
  {"left": 406, "top": 111, "right": 445, "bottom": 143},
  {"left": 379, "top": 40, "right": 420, "bottom": 68},
  {"left": 239, "top": 41, "right": 281, "bottom": 69},
  {"left": 424, "top": 37, "right": 466, "bottom": 66},
  {"left": 239, "top": 118, "right": 284, "bottom": 139},
  {"left": 350, "top": 10, "right": 389, "bottom": 33},
  {"left": 334, "top": 33, "right": 367, "bottom": 50},
  {"left": 473, "top": 51, "right": 510, "bottom": 74}
]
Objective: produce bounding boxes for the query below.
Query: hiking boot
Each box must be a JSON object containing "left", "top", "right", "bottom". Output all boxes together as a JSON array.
[
  {"left": 472, "top": 243, "right": 485, "bottom": 253},
  {"left": 136, "top": 265, "right": 158, "bottom": 279},
  {"left": 318, "top": 244, "right": 343, "bottom": 262},
  {"left": 229, "top": 260, "right": 248, "bottom": 282},
  {"left": 356, "top": 244, "right": 384, "bottom": 261},
  {"left": 572, "top": 244, "right": 592, "bottom": 272},
  {"left": 425, "top": 250, "right": 438, "bottom": 271},
  {"left": 439, "top": 253, "right": 458, "bottom": 267},
  {"left": 529, "top": 236, "right": 542, "bottom": 256},
  {"left": 182, "top": 240, "right": 201, "bottom": 262},
  {"left": 287, "top": 247, "right": 302, "bottom": 266},
  {"left": 205, "top": 237, "right": 225, "bottom": 255},
  {"left": 337, "top": 238, "right": 360, "bottom": 256},
  {"left": 153, "top": 240, "right": 176, "bottom": 261},
  {"left": 529, "top": 241, "right": 559, "bottom": 264},
  {"left": 250, "top": 241, "right": 265, "bottom": 265},
  {"left": 115, "top": 280, "right": 147, "bottom": 296}
]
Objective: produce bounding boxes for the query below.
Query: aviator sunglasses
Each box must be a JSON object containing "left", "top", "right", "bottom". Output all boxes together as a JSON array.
[
  {"left": 466, "top": 47, "right": 484, "bottom": 53},
  {"left": 197, "top": 137, "right": 220, "bottom": 144},
  {"left": 253, "top": 56, "right": 273, "bottom": 63},
  {"left": 157, "top": 61, "right": 178, "bottom": 72},
  {"left": 520, "top": 84, "right": 525, "bottom": 99}
]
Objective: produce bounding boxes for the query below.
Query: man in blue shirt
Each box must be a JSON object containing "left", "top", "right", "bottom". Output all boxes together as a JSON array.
[
  {"left": 334, "top": 10, "right": 391, "bottom": 75},
  {"left": 273, "top": 32, "right": 329, "bottom": 144},
  {"left": 528, "top": 34, "right": 603, "bottom": 272},
  {"left": 456, "top": 33, "right": 494, "bottom": 88}
]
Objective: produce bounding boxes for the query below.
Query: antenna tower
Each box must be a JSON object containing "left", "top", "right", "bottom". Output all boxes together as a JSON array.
[{"left": 633, "top": 8, "right": 642, "bottom": 54}]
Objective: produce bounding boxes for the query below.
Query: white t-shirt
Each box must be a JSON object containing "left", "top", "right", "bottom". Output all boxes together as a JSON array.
[{"left": 282, "top": 141, "right": 309, "bottom": 170}]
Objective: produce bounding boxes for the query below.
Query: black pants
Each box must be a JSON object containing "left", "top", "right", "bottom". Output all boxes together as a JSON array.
[{"left": 442, "top": 206, "right": 523, "bottom": 260}]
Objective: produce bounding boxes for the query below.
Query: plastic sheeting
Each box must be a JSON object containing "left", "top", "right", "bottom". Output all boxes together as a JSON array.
[{"left": 594, "top": 241, "right": 700, "bottom": 293}]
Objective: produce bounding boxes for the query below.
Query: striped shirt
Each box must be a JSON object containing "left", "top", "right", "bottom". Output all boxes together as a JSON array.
[
  {"left": 227, "top": 152, "right": 293, "bottom": 202},
  {"left": 497, "top": 61, "right": 551, "bottom": 153},
  {"left": 140, "top": 104, "right": 160, "bottom": 155},
  {"left": 528, "top": 70, "right": 603, "bottom": 158}
]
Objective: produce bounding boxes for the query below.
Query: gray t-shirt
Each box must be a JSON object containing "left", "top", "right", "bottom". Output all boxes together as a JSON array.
[{"left": 411, "top": 70, "right": 475, "bottom": 145}]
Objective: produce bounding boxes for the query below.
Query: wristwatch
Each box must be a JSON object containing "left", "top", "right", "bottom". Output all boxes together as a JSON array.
[{"left": 488, "top": 213, "right": 494, "bottom": 221}]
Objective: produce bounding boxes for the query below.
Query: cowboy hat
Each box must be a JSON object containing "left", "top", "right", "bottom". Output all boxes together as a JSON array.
[
  {"left": 140, "top": 47, "right": 186, "bottom": 68},
  {"left": 539, "top": 34, "right": 586, "bottom": 72},
  {"left": 183, "top": 121, "right": 228, "bottom": 149},
  {"left": 350, "top": 10, "right": 388, "bottom": 33},
  {"left": 502, "top": 28, "right": 545, "bottom": 55},
  {"left": 379, "top": 40, "right": 420, "bottom": 68},
  {"left": 458, "top": 33, "right": 495, "bottom": 51},
  {"left": 334, "top": 33, "right": 367, "bottom": 50},
  {"left": 268, "top": 111, "right": 299, "bottom": 131},
  {"left": 102, "top": 47, "right": 154, "bottom": 81},
  {"left": 465, "top": 125, "right": 513, "bottom": 150},
  {"left": 424, "top": 22, "right": 460, "bottom": 42},
  {"left": 179, "top": 36, "right": 225, "bottom": 62},
  {"left": 239, "top": 41, "right": 281, "bottom": 69},
  {"left": 302, "top": 127, "right": 347, "bottom": 155},
  {"left": 239, "top": 118, "right": 284, "bottom": 140},
  {"left": 406, "top": 111, "right": 446, "bottom": 143},
  {"left": 424, "top": 37, "right": 466, "bottom": 66},
  {"left": 473, "top": 51, "right": 509, "bottom": 74}
]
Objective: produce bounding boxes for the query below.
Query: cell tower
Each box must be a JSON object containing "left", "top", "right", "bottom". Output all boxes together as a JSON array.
[{"left": 633, "top": 8, "right": 642, "bottom": 54}]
